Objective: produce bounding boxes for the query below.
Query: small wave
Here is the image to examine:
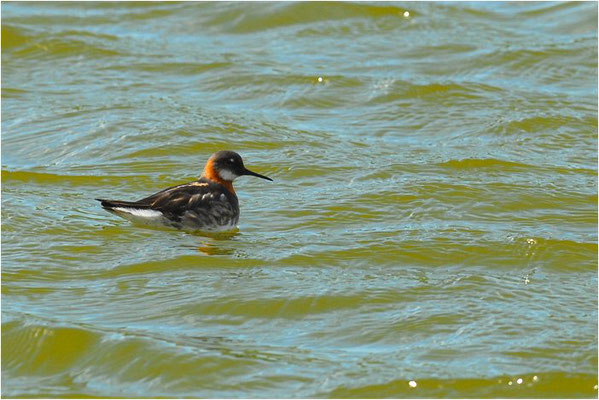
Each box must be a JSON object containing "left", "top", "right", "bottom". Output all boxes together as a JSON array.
[
  {"left": 1, "top": 25, "right": 32, "bottom": 49},
  {"left": 1, "top": 169, "right": 139, "bottom": 187},
  {"left": 438, "top": 158, "right": 533, "bottom": 170},
  {"left": 2, "top": 25, "right": 122, "bottom": 59},
  {"left": 321, "top": 372, "right": 598, "bottom": 398},
  {"left": 209, "top": 2, "right": 409, "bottom": 34}
]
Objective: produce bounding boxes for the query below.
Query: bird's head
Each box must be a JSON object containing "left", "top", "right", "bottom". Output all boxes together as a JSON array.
[{"left": 203, "top": 150, "right": 272, "bottom": 184}]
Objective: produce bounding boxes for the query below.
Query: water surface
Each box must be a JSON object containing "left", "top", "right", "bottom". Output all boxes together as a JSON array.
[{"left": 2, "top": 2, "right": 597, "bottom": 398}]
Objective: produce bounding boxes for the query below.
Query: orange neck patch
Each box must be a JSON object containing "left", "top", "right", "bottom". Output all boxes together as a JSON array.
[{"left": 202, "top": 158, "right": 235, "bottom": 194}]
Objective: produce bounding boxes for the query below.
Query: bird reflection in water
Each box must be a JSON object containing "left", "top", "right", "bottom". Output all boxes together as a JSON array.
[{"left": 191, "top": 229, "right": 239, "bottom": 256}]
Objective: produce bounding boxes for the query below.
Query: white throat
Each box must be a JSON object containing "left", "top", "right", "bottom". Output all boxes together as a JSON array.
[{"left": 218, "top": 169, "right": 238, "bottom": 181}]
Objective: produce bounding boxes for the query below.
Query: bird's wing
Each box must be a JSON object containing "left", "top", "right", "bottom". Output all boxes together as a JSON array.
[{"left": 131, "top": 181, "right": 220, "bottom": 218}]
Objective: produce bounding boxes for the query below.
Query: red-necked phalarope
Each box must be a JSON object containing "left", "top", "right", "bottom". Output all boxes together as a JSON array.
[{"left": 96, "top": 150, "right": 272, "bottom": 232}]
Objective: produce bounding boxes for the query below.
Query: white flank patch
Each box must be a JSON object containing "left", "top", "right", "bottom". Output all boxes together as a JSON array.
[
  {"left": 218, "top": 168, "right": 238, "bottom": 181},
  {"left": 112, "top": 207, "right": 165, "bottom": 225}
]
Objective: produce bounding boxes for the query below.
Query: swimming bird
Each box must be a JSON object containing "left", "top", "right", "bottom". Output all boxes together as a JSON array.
[{"left": 96, "top": 150, "right": 272, "bottom": 232}]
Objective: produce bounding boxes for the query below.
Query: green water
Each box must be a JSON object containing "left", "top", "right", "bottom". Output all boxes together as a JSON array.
[{"left": 2, "top": 1, "right": 597, "bottom": 398}]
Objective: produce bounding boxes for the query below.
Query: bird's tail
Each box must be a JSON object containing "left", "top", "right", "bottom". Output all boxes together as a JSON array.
[{"left": 95, "top": 198, "right": 151, "bottom": 209}]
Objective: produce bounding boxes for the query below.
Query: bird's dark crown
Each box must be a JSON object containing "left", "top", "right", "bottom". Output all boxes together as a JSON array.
[{"left": 209, "top": 151, "right": 245, "bottom": 174}]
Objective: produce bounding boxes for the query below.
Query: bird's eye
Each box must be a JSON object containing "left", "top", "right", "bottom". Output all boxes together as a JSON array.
[{"left": 229, "top": 158, "right": 235, "bottom": 164}]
